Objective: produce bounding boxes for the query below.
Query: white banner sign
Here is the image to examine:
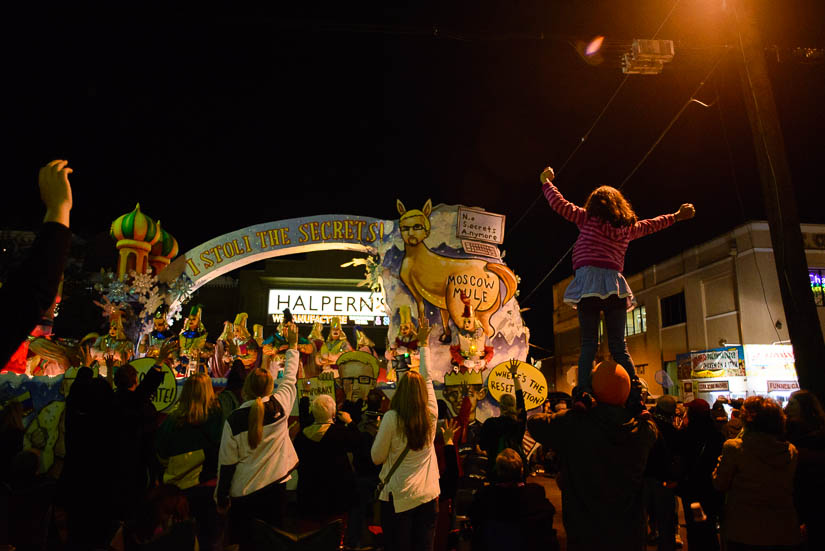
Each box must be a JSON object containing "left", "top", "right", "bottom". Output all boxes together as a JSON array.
[
  {"left": 456, "top": 207, "right": 506, "bottom": 244},
  {"left": 766, "top": 380, "right": 800, "bottom": 392},
  {"left": 268, "top": 289, "right": 386, "bottom": 317},
  {"left": 697, "top": 380, "right": 730, "bottom": 392}
]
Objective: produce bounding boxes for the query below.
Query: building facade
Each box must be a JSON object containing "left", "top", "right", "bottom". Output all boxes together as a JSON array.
[{"left": 551, "top": 221, "right": 825, "bottom": 402}]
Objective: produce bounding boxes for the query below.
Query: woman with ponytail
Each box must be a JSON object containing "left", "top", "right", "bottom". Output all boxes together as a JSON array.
[
  {"left": 371, "top": 319, "right": 440, "bottom": 551},
  {"left": 215, "top": 321, "right": 300, "bottom": 548}
]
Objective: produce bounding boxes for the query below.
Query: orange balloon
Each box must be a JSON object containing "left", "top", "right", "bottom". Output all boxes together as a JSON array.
[{"left": 592, "top": 360, "right": 630, "bottom": 406}]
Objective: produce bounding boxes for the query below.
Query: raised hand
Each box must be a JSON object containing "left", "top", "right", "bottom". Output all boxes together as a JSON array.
[
  {"left": 507, "top": 358, "right": 520, "bottom": 376},
  {"left": 39, "top": 160, "right": 73, "bottom": 227},
  {"left": 285, "top": 321, "right": 299, "bottom": 349},
  {"left": 337, "top": 410, "right": 352, "bottom": 425},
  {"left": 416, "top": 318, "right": 432, "bottom": 347},
  {"left": 540, "top": 166, "right": 555, "bottom": 184},
  {"left": 156, "top": 337, "right": 177, "bottom": 366},
  {"left": 675, "top": 203, "right": 695, "bottom": 221},
  {"left": 104, "top": 353, "right": 117, "bottom": 370},
  {"left": 442, "top": 418, "right": 459, "bottom": 445},
  {"left": 82, "top": 344, "right": 96, "bottom": 368}
]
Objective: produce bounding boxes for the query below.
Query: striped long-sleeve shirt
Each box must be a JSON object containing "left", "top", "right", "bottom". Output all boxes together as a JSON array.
[{"left": 542, "top": 182, "right": 676, "bottom": 272}]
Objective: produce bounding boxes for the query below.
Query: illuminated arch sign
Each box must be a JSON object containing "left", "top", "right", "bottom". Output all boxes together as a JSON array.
[{"left": 180, "top": 215, "right": 391, "bottom": 290}]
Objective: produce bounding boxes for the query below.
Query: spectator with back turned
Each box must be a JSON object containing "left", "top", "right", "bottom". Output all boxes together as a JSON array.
[
  {"left": 675, "top": 398, "right": 724, "bottom": 551},
  {"left": 527, "top": 360, "right": 657, "bottom": 551},
  {"left": 215, "top": 321, "right": 300, "bottom": 550},
  {"left": 713, "top": 396, "right": 801, "bottom": 550},
  {"left": 469, "top": 448, "right": 558, "bottom": 551},
  {"left": 109, "top": 339, "right": 176, "bottom": 524}
]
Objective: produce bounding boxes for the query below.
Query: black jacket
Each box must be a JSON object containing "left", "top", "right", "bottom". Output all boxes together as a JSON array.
[
  {"left": 0, "top": 222, "right": 71, "bottom": 365},
  {"left": 527, "top": 406, "right": 656, "bottom": 551}
]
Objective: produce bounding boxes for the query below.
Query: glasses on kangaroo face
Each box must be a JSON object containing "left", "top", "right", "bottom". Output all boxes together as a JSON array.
[{"left": 400, "top": 224, "right": 425, "bottom": 233}]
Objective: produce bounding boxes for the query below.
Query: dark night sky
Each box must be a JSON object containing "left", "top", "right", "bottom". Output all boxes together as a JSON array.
[{"left": 1, "top": 1, "right": 823, "bottom": 351}]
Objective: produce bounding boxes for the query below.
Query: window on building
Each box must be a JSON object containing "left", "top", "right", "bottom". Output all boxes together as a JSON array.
[
  {"left": 811, "top": 269, "right": 825, "bottom": 307},
  {"left": 625, "top": 305, "right": 647, "bottom": 336},
  {"left": 661, "top": 291, "right": 686, "bottom": 327}
]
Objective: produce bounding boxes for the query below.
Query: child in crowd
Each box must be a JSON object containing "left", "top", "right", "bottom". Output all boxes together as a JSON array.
[{"left": 540, "top": 166, "right": 695, "bottom": 407}]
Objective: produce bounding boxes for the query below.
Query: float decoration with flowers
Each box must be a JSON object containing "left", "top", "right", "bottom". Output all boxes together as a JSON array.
[{"left": 88, "top": 205, "right": 192, "bottom": 358}]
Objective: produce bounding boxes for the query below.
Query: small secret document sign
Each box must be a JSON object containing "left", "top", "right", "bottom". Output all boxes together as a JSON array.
[{"left": 456, "top": 207, "right": 506, "bottom": 245}]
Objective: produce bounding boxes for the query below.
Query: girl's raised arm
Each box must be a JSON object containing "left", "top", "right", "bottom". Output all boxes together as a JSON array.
[{"left": 540, "top": 167, "right": 587, "bottom": 225}]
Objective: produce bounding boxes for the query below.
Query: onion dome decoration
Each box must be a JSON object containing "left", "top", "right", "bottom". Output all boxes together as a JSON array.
[
  {"left": 110, "top": 204, "right": 161, "bottom": 279},
  {"left": 148, "top": 221, "right": 180, "bottom": 275},
  {"left": 111, "top": 203, "right": 160, "bottom": 246}
]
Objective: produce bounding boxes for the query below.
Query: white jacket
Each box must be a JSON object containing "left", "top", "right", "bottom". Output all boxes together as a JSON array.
[
  {"left": 216, "top": 349, "right": 299, "bottom": 499},
  {"left": 371, "top": 346, "right": 440, "bottom": 512}
]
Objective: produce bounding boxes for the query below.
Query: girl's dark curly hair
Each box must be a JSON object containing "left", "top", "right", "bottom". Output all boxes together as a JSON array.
[{"left": 584, "top": 186, "right": 637, "bottom": 227}]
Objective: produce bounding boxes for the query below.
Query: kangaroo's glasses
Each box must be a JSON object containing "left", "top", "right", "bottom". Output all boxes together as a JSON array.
[{"left": 400, "top": 224, "right": 426, "bottom": 233}]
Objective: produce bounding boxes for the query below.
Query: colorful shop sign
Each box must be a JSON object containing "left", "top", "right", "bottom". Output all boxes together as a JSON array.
[
  {"left": 742, "top": 344, "right": 795, "bottom": 377},
  {"left": 486, "top": 360, "right": 548, "bottom": 410},
  {"left": 676, "top": 346, "right": 746, "bottom": 379}
]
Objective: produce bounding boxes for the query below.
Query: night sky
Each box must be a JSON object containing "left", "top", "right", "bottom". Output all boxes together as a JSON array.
[{"left": 2, "top": 1, "right": 823, "bottom": 351}]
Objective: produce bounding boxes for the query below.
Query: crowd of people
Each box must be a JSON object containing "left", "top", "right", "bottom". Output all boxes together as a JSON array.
[{"left": 1, "top": 160, "right": 824, "bottom": 551}]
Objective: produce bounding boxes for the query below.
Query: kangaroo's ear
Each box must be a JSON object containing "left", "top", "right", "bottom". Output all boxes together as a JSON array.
[
  {"left": 422, "top": 199, "right": 432, "bottom": 217},
  {"left": 396, "top": 199, "right": 407, "bottom": 216}
]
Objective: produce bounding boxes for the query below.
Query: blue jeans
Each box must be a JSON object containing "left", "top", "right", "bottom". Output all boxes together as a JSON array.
[{"left": 577, "top": 295, "right": 637, "bottom": 391}]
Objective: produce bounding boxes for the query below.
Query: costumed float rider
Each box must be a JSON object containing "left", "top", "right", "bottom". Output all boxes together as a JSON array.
[
  {"left": 449, "top": 292, "right": 494, "bottom": 373},
  {"left": 179, "top": 304, "right": 207, "bottom": 376},
  {"left": 139, "top": 306, "right": 172, "bottom": 358},
  {"left": 92, "top": 311, "right": 134, "bottom": 373},
  {"left": 210, "top": 321, "right": 236, "bottom": 378},
  {"left": 315, "top": 316, "right": 352, "bottom": 376},
  {"left": 232, "top": 312, "right": 260, "bottom": 370},
  {"left": 262, "top": 310, "right": 315, "bottom": 379},
  {"left": 385, "top": 305, "right": 419, "bottom": 381}
]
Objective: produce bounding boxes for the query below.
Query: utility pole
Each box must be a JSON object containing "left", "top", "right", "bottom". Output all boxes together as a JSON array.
[{"left": 730, "top": 0, "right": 825, "bottom": 405}]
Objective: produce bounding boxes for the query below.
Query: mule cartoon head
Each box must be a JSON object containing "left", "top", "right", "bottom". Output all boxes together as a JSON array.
[{"left": 397, "top": 199, "right": 432, "bottom": 246}]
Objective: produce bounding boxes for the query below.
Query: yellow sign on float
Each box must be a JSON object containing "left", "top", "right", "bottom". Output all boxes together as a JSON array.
[
  {"left": 131, "top": 358, "right": 179, "bottom": 412},
  {"left": 486, "top": 360, "right": 548, "bottom": 411}
]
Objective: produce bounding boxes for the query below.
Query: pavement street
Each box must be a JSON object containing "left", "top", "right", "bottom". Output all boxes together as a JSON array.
[{"left": 528, "top": 473, "right": 691, "bottom": 551}]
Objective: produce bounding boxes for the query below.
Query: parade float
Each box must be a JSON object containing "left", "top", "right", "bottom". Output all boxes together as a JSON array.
[{"left": 1, "top": 198, "right": 541, "bottom": 474}]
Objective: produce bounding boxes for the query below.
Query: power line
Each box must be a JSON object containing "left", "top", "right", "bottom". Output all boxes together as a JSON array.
[
  {"left": 506, "top": 0, "right": 683, "bottom": 239},
  {"left": 520, "top": 50, "right": 727, "bottom": 305}
]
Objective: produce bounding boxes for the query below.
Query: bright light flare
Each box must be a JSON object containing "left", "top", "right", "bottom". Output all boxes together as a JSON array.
[{"left": 585, "top": 35, "right": 605, "bottom": 57}]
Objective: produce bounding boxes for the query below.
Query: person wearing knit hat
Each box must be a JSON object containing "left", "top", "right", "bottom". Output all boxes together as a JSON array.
[{"left": 527, "top": 360, "right": 657, "bottom": 551}]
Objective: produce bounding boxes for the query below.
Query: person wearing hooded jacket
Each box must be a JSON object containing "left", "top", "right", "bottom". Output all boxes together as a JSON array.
[
  {"left": 526, "top": 360, "right": 657, "bottom": 551},
  {"left": 712, "top": 396, "right": 801, "bottom": 550}
]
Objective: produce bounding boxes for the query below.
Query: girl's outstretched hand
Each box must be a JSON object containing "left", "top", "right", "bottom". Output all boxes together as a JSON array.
[
  {"left": 675, "top": 203, "right": 696, "bottom": 221},
  {"left": 540, "top": 166, "right": 555, "bottom": 185}
]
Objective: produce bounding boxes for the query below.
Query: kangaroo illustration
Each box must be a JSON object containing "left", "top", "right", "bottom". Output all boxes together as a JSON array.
[{"left": 396, "top": 199, "right": 518, "bottom": 343}]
